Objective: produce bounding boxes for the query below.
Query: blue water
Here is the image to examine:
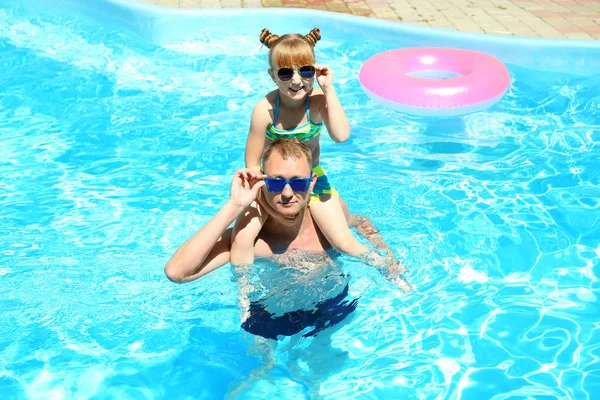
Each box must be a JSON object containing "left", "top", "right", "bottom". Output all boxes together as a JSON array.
[{"left": 1, "top": 1, "right": 600, "bottom": 399}]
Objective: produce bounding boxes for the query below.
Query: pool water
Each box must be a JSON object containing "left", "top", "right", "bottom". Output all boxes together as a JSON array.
[{"left": 1, "top": 1, "right": 599, "bottom": 399}]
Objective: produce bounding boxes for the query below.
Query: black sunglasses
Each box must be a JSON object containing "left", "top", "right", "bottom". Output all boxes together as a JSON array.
[{"left": 277, "top": 65, "right": 316, "bottom": 81}]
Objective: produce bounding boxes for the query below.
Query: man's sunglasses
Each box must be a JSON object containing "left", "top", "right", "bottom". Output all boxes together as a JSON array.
[
  {"left": 277, "top": 65, "right": 316, "bottom": 82},
  {"left": 263, "top": 177, "right": 312, "bottom": 193}
]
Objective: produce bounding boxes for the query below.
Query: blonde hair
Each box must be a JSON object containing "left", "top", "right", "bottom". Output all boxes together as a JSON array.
[
  {"left": 259, "top": 28, "right": 321, "bottom": 69},
  {"left": 262, "top": 139, "right": 313, "bottom": 171}
]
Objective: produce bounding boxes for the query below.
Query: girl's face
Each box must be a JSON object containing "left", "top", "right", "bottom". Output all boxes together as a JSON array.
[
  {"left": 267, "top": 41, "right": 317, "bottom": 102},
  {"left": 269, "top": 63, "right": 316, "bottom": 101}
]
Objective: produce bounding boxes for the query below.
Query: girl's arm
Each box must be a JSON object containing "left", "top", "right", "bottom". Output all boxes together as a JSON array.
[
  {"left": 315, "top": 64, "right": 350, "bottom": 143},
  {"left": 245, "top": 98, "right": 271, "bottom": 170}
]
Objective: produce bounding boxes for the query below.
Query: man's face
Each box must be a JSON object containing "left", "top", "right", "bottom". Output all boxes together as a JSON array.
[{"left": 262, "top": 152, "right": 316, "bottom": 223}]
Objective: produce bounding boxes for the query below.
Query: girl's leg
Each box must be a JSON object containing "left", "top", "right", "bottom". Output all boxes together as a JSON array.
[
  {"left": 230, "top": 200, "right": 268, "bottom": 266},
  {"left": 309, "top": 195, "right": 369, "bottom": 256},
  {"left": 337, "top": 196, "right": 353, "bottom": 225}
]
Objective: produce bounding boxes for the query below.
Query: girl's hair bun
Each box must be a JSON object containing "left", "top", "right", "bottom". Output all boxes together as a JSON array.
[
  {"left": 304, "top": 27, "right": 321, "bottom": 47},
  {"left": 259, "top": 28, "right": 279, "bottom": 48}
]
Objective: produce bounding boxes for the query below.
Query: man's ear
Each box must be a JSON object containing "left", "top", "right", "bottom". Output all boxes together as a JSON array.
[
  {"left": 309, "top": 173, "right": 317, "bottom": 191},
  {"left": 268, "top": 68, "right": 276, "bottom": 84}
]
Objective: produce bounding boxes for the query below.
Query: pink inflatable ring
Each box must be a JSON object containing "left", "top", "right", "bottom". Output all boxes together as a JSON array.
[{"left": 359, "top": 47, "right": 511, "bottom": 117}]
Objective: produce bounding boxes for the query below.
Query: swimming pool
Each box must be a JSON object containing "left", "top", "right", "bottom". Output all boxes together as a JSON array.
[{"left": 1, "top": 0, "right": 599, "bottom": 398}]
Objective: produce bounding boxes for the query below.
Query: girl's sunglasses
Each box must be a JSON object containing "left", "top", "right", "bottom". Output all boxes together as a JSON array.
[
  {"left": 277, "top": 65, "right": 316, "bottom": 81},
  {"left": 263, "top": 177, "right": 311, "bottom": 193}
]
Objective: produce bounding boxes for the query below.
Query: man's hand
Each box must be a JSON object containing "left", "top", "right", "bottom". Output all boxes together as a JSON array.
[
  {"left": 386, "top": 259, "right": 413, "bottom": 292},
  {"left": 230, "top": 169, "right": 266, "bottom": 209},
  {"left": 360, "top": 249, "right": 412, "bottom": 293}
]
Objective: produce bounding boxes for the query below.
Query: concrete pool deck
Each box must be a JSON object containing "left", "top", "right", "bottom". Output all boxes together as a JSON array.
[{"left": 140, "top": 0, "right": 600, "bottom": 40}]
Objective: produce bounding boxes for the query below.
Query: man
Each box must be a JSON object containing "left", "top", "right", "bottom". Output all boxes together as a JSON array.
[{"left": 164, "top": 139, "right": 411, "bottom": 338}]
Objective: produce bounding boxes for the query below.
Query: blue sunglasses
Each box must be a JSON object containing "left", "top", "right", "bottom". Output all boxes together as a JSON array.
[{"left": 263, "top": 177, "right": 311, "bottom": 193}]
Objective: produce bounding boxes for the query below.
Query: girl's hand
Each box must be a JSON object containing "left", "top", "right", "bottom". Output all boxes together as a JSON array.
[{"left": 315, "top": 64, "right": 334, "bottom": 91}]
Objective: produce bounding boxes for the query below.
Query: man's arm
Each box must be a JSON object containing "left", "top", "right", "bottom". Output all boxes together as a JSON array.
[
  {"left": 351, "top": 215, "right": 395, "bottom": 259},
  {"left": 164, "top": 169, "right": 265, "bottom": 283},
  {"left": 164, "top": 205, "right": 240, "bottom": 283},
  {"left": 351, "top": 214, "right": 413, "bottom": 292}
]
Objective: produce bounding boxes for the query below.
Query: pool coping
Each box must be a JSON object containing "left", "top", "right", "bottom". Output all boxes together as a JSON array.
[
  {"left": 26, "top": 0, "right": 600, "bottom": 75},
  {"left": 103, "top": 0, "right": 600, "bottom": 46},
  {"left": 142, "top": 0, "right": 600, "bottom": 41}
]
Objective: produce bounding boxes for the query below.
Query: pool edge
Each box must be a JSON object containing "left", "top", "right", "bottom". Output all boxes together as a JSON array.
[{"left": 18, "top": 0, "right": 600, "bottom": 75}]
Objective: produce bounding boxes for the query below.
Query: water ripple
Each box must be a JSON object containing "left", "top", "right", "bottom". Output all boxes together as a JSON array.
[{"left": 1, "top": 2, "right": 599, "bottom": 399}]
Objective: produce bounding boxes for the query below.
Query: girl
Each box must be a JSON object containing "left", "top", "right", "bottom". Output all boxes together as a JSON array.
[{"left": 230, "top": 27, "right": 369, "bottom": 264}]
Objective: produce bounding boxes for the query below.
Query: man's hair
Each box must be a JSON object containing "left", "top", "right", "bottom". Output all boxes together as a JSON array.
[{"left": 262, "top": 138, "right": 312, "bottom": 170}]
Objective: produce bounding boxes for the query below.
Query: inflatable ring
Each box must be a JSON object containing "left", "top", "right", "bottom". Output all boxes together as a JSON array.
[{"left": 359, "top": 47, "right": 511, "bottom": 117}]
